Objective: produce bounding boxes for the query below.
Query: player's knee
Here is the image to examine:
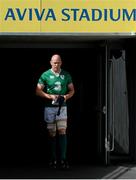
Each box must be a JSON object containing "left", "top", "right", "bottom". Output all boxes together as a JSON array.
[
  {"left": 58, "top": 129, "right": 66, "bottom": 135},
  {"left": 48, "top": 130, "right": 56, "bottom": 137}
]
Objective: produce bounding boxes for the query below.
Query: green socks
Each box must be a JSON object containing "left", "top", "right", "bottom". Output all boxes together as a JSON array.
[
  {"left": 59, "top": 134, "right": 67, "bottom": 160},
  {"left": 49, "top": 134, "right": 67, "bottom": 161},
  {"left": 49, "top": 136, "right": 56, "bottom": 161}
]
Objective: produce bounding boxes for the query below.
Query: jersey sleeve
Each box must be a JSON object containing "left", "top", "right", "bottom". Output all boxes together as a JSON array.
[
  {"left": 67, "top": 73, "right": 73, "bottom": 84},
  {"left": 38, "top": 73, "right": 46, "bottom": 85}
]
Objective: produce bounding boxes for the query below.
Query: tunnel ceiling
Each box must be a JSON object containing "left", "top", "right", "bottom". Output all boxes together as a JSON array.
[{"left": 0, "top": 33, "right": 135, "bottom": 43}]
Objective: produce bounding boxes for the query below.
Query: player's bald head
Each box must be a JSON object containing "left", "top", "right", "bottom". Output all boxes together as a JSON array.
[{"left": 51, "top": 54, "right": 62, "bottom": 62}]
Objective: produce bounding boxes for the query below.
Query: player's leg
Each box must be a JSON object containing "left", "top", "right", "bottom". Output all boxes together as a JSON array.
[
  {"left": 57, "top": 120, "right": 67, "bottom": 162},
  {"left": 47, "top": 123, "right": 57, "bottom": 168},
  {"left": 56, "top": 107, "right": 69, "bottom": 168},
  {"left": 44, "top": 107, "right": 57, "bottom": 168}
]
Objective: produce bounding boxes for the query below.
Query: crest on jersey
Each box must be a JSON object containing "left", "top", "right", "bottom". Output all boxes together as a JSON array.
[{"left": 60, "top": 75, "right": 64, "bottom": 79}]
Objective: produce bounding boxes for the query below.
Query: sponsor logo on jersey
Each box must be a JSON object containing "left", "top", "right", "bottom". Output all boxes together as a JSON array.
[
  {"left": 54, "top": 81, "right": 62, "bottom": 91},
  {"left": 50, "top": 75, "right": 55, "bottom": 79}
]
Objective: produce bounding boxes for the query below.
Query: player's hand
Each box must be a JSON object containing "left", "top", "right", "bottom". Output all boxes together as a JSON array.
[
  {"left": 50, "top": 94, "right": 59, "bottom": 100},
  {"left": 63, "top": 95, "right": 67, "bottom": 102}
]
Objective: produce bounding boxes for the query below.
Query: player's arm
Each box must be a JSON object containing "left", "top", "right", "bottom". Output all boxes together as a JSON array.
[
  {"left": 36, "top": 83, "right": 57, "bottom": 100},
  {"left": 64, "top": 83, "right": 75, "bottom": 101}
]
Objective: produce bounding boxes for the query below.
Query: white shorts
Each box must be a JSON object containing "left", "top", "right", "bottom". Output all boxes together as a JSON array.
[
  {"left": 44, "top": 106, "right": 67, "bottom": 123},
  {"left": 44, "top": 106, "right": 67, "bottom": 131}
]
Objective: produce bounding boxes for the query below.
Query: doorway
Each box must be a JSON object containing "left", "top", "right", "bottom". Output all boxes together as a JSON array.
[
  {"left": 0, "top": 42, "right": 109, "bottom": 167},
  {"left": 0, "top": 37, "right": 135, "bottom": 168}
]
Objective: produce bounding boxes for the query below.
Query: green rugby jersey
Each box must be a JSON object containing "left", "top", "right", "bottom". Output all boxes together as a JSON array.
[{"left": 38, "top": 69, "right": 73, "bottom": 107}]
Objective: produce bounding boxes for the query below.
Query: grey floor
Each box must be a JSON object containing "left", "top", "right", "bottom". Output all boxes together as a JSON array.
[{"left": 0, "top": 163, "right": 136, "bottom": 179}]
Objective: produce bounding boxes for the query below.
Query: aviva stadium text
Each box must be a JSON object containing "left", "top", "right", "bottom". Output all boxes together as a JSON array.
[{"left": 3, "top": 8, "right": 136, "bottom": 21}]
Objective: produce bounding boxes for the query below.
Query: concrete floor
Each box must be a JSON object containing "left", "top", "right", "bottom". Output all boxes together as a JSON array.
[{"left": 0, "top": 163, "right": 136, "bottom": 179}]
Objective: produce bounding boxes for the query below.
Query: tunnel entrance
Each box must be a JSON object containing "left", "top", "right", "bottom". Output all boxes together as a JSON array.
[{"left": 1, "top": 39, "right": 133, "bottom": 167}]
